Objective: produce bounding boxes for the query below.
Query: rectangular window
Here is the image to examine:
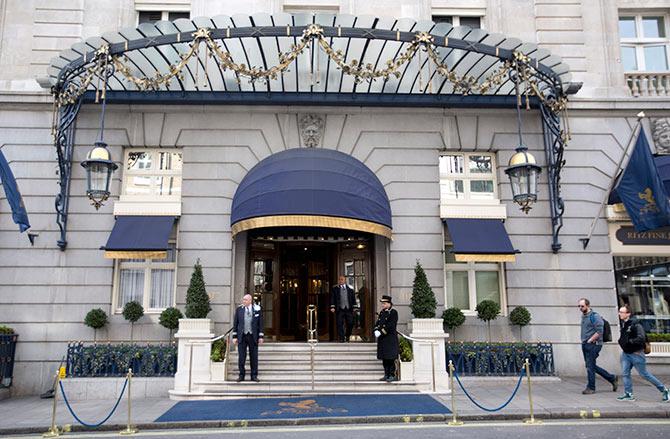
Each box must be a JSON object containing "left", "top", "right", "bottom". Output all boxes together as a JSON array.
[
  {"left": 444, "top": 241, "right": 504, "bottom": 312},
  {"left": 614, "top": 256, "right": 670, "bottom": 334},
  {"left": 439, "top": 153, "right": 497, "bottom": 203},
  {"left": 619, "top": 13, "right": 670, "bottom": 71},
  {"left": 123, "top": 149, "right": 183, "bottom": 199},
  {"left": 432, "top": 15, "right": 481, "bottom": 29},
  {"left": 138, "top": 10, "right": 190, "bottom": 25},
  {"left": 115, "top": 233, "right": 178, "bottom": 313}
]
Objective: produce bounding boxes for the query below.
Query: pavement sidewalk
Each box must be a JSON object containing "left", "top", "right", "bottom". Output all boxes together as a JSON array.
[{"left": 1, "top": 375, "right": 669, "bottom": 436}]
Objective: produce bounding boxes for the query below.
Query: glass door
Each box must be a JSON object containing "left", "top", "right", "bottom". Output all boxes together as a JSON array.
[{"left": 340, "top": 240, "right": 373, "bottom": 340}]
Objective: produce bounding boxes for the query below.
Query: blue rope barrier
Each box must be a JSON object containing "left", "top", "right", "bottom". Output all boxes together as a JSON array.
[
  {"left": 59, "top": 378, "right": 127, "bottom": 428},
  {"left": 453, "top": 368, "right": 525, "bottom": 412}
]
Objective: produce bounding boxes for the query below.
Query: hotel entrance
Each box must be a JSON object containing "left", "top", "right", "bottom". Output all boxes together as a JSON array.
[{"left": 248, "top": 229, "right": 374, "bottom": 341}]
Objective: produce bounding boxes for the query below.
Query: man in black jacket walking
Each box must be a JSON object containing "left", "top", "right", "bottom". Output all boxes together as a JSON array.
[{"left": 616, "top": 304, "right": 669, "bottom": 402}]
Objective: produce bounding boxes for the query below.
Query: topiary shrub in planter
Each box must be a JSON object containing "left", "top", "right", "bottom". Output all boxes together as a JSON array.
[
  {"left": 476, "top": 300, "right": 500, "bottom": 343},
  {"left": 410, "top": 260, "right": 437, "bottom": 318},
  {"left": 442, "top": 307, "right": 466, "bottom": 339},
  {"left": 210, "top": 338, "right": 227, "bottom": 362},
  {"left": 159, "top": 307, "right": 183, "bottom": 341},
  {"left": 122, "top": 301, "right": 144, "bottom": 342},
  {"left": 398, "top": 336, "right": 413, "bottom": 362},
  {"left": 185, "top": 260, "right": 211, "bottom": 319},
  {"left": 84, "top": 308, "right": 108, "bottom": 342},
  {"left": 509, "top": 306, "right": 532, "bottom": 341}
]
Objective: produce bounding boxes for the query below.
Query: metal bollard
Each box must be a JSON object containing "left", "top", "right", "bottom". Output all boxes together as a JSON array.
[
  {"left": 447, "top": 360, "right": 463, "bottom": 426},
  {"left": 523, "top": 358, "right": 542, "bottom": 425},
  {"left": 119, "top": 368, "right": 138, "bottom": 435},
  {"left": 42, "top": 372, "right": 62, "bottom": 438}
]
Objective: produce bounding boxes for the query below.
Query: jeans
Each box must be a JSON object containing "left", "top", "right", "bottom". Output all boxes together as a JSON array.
[
  {"left": 582, "top": 343, "right": 615, "bottom": 390},
  {"left": 621, "top": 351, "right": 666, "bottom": 394}
]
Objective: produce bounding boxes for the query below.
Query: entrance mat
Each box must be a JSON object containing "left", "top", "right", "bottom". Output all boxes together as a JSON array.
[{"left": 155, "top": 394, "right": 450, "bottom": 422}]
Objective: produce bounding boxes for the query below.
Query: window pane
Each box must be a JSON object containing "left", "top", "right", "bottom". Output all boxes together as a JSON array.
[
  {"left": 619, "top": 17, "right": 636, "bottom": 38},
  {"left": 447, "top": 271, "right": 469, "bottom": 309},
  {"left": 470, "top": 180, "right": 495, "bottom": 200},
  {"left": 469, "top": 155, "right": 492, "bottom": 174},
  {"left": 460, "top": 16, "right": 481, "bottom": 29},
  {"left": 475, "top": 271, "right": 500, "bottom": 304},
  {"left": 440, "top": 155, "right": 464, "bottom": 175},
  {"left": 127, "top": 152, "right": 152, "bottom": 171},
  {"left": 621, "top": 46, "right": 638, "bottom": 71},
  {"left": 158, "top": 152, "right": 183, "bottom": 171},
  {"left": 168, "top": 11, "right": 190, "bottom": 21},
  {"left": 642, "top": 17, "right": 665, "bottom": 38},
  {"left": 125, "top": 175, "right": 153, "bottom": 195},
  {"left": 139, "top": 11, "right": 162, "bottom": 24},
  {"left": 154, "top": 176, "right": 181, "bottom": 196},
  {"left": 150, "top": 269, "right": 174, "bottom": 308},
  {"left": 644, "top": 46, "right": 668, "bottom": 70},
  {"left": 432, "top": 15, "right": 453, "bottom": 25},
  {"left": 441, "top": 180, "right": 465, "bottom": 199},
  {"left": 119, "top": 269, "right": 144, "bottom": 307}
]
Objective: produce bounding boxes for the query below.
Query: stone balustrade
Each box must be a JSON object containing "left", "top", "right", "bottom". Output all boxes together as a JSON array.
[{"left": 626, "top": 72, "right": 670, "bottom": 97}]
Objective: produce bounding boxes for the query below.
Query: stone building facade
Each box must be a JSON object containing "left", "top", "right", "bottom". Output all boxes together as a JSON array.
[{"left": 1, "top": 0, "right": 670, "bottom": 395}]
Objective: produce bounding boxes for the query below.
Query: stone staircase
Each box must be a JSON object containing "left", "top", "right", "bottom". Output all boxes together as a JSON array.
[{"left": 175, "top": 342, "right": 427, "bottom": 399}]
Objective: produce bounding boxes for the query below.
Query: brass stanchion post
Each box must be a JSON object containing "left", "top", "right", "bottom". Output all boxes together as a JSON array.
[
  {"left": 119, "top": 368, "right": 138, "bottom": 435},
  {"left": 447, "top": 360, "right": 463, "bottom": 426},
  {"left": 523, "top": 358, "right": 542, "bottom": 425},
  {"left": 42, "top": 372, "right": 62, "bottom": 437}
]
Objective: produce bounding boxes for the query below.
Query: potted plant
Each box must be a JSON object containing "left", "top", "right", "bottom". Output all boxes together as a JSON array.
[
  {"left": 409, "top": 260, "right": 440, "bottom": 334},
  {"left": 159, "top": 307, "right": 183, "bottom": 341},
  {"left": 122, "top": 301, "right": 144, "bottom": 342},
  {"left": 84, "top": 308, "right": 108, "bottom": 342},
  {"left": 509, "top": 306, "right": 532, "bottom": 341},
  {"left": 442, "top": 307, "right": 466, "bottom": 340},
  {"left": 398, "top": 336, "right": 414, "bottom": 381},
  {"left": 476, "top": 300, "right": 500, "bottom": 343},
  {"left": 210, "top": 338, "right": 227, "bottom": 380},
  {"left": 0, "top": 325, "right": 18, "bottom": 388}
]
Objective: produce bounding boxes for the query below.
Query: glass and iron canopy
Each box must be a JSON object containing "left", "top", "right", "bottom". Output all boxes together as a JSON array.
[{"left": 46, "top": 13, "right": 577, "bottom": 108}]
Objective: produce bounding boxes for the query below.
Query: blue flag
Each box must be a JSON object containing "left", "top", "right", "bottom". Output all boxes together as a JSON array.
[
  {"left": 615, "top": 128, "right": 670, "bottom": 232},
  {"left": 0, "top": 149, "right": 30, "bottom": 232}
]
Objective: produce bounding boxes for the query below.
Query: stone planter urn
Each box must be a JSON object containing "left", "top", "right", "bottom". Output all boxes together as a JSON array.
[
  {"left": 410, "top": 318, "right": 450, "bottom": 392},
  {"left": 172, "top": 318, "right": 214, "bottom": 394}
]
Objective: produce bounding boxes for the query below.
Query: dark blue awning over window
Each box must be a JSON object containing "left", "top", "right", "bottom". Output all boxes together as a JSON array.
[
  {"left": 609, "top": 155, "right": 670, "bottom": 204},
  {"left": 103, "top": 216, "right": 175, "bottom": 259},
  {"left": 444, "top": 218, "right": 518, "bottom": 262}
]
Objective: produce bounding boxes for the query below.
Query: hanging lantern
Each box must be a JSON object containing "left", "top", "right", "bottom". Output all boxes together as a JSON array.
[
  {"left": 81, "top": 141, "right": 117, "bottom": 210},
  {"left": 505, "top": 147, "right": 541, "bottom": 214}
]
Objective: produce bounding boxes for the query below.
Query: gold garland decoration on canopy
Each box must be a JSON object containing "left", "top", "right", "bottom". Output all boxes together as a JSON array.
[{"left": 54, "top": 25, "right": 569, "bottom": 117}]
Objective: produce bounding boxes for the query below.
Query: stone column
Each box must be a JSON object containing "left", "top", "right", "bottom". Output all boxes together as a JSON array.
[
  {"left": 173, "top": 319, "right": 214, "bottom": 394},
  {"left": 410, "top": 318, "right": 450, "bottom": 393}
]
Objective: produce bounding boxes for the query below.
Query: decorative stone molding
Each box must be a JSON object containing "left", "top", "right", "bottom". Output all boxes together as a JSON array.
[
  {"left": 651, "top": 117, "right": 670, "bottom": 154},
  {"left": 299, "top": 114, "right": 325, "bottom": 147},
  {"left": 172, "top": 318, "right": 214, "bottom": 395}
]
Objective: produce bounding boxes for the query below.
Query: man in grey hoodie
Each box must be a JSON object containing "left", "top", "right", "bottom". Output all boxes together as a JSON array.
[{"left": 579, "top": 298, "right": 618, "bottom": 394}]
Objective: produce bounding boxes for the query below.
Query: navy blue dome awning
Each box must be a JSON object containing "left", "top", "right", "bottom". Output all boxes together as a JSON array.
[{"left": 231, "top": 148, "right": 392, "bottom": 238}]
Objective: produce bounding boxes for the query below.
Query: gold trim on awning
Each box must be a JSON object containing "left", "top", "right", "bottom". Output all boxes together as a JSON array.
[
  {"left": 454, "top": 253, "right": 516, "bottom": 263},
  {"left": 104, "top": 250, "right": 168, "bottom": 260},
  {"left": 231, "top": 215, "right": 392, "bottom": 239}
]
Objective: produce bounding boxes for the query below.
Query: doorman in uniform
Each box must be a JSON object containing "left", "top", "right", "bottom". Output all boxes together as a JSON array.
[
  {"left": 232, "top": 293, "right": 264, "bottom": 382},
  {"left": 374, "top": 295, "right": 399, "bottom": 382},
  {"left": 330, "top": 275, "right": 358, "bottom": 342}
]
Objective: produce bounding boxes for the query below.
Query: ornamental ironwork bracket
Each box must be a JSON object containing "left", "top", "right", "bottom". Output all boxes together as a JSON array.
[
  {"left": 540, "top": 99, "right": 566, "bottom": 253},
  {"left": 54, "top": 97, "right": 82, "bottom": 250}
]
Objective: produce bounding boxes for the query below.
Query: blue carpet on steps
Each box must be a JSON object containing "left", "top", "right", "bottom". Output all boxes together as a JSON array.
[{"left": 156, "top": 394, "right": 450, "bottom": 422}]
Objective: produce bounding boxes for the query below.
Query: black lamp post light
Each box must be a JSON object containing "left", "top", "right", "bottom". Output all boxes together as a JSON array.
[
  {"left": 81, "top": 141, "right": 117, "bottom": 210},
  {"left": 504, "top": 68, "right": 542, "bottom": 214}
]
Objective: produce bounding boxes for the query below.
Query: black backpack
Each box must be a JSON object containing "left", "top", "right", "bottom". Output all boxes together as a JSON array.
[{"left": 590, "top": 313, "right": 612, "bottom": 343}]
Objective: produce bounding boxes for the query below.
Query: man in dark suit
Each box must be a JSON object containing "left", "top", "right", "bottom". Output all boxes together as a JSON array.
[
  {"left": 232, "top": 293, "right": 264, "bottom": 382},
  {"left": 330, "top": 275, "right": 358, "bottom": 342}
]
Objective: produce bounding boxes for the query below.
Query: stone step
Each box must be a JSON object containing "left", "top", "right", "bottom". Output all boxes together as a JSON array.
[
  {"left": 228, "top": 353, "right": 378, "bottom": 361},
  {"left": 222, "top": 373, "right": 386, "bottom": 381},
  {"left": 169, "top": 387, "right": 423, "bottom": 400},
  {"left": 226, "top": 363, "right": 382, "bottom": 371},
  {"left": 195, "top": 380, "right": 422, "bottom": 393}
]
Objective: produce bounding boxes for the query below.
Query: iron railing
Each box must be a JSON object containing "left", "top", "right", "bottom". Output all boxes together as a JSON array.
[
  {"left": 446, "top": 342, "right": 555, "bottom": 376},
  {"left": 65, "top": 342, "right": 177, "bottom": 377}
]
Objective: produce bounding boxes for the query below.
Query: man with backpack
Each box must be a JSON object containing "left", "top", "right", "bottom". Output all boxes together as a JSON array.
[
  {"left": 616, "top": 304, "right": 670, "bottom": 402},
  {"left": 579, "top": 298, "right": 618, "bottom": 394}
]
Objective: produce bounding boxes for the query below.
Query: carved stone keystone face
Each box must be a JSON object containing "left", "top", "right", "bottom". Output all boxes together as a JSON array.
[
  {"left": 299, "top": 114, "right": 324, "bottom": 147},
  {"left": 651, "top": 118, "right": 670, "bottom": 154}
]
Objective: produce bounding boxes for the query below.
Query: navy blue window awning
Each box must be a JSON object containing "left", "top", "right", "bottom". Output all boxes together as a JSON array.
[
  {"left": 444, "top": 218, "right": 518, "bottom": 262},
  {"left": 103, "top": 216, "right": 175, "bottom": 259},
  {"left": 609, "top": 155, "right": 670, "bottom": 204}
]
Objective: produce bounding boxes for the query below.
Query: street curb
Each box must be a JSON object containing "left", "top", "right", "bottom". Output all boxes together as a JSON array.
[{"left": 2, "top": 410, "right": 670, "bottom": 435}]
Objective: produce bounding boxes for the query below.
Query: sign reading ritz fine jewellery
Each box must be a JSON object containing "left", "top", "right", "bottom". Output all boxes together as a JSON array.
[{"left": 616, "top": 226, "right": 670, "bottom": 245}]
